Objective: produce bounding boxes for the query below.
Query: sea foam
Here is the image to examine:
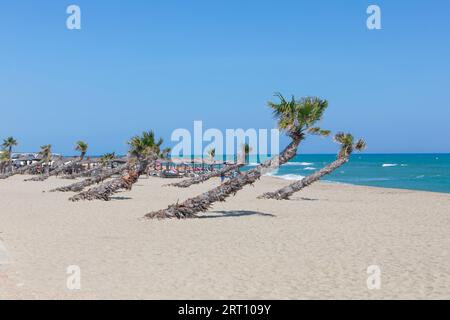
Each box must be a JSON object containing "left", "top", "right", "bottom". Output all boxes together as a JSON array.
[
  {"left": 265, "top": 172, "right": 305, "bottom": 181},
  {"left": 285, "top": 162, "right": 314, "bottom": 166}
]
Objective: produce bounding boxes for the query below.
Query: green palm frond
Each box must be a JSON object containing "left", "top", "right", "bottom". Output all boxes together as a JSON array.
[
  {"left": 100, "top": 152, "right": 116, "bottom": 166},
  {"left": 39, "top": 144, "right": 52, "bottom": 162},
  {"left": 207, "top": 148, "right": 216, "bottom": 159},
  {"left": 355, "top": 139, "right": 367, "bottom": 151},
  {"left": 268, "top": 93, "right": 329, "bottom": 138},
  {"left": 2, "top": 137, "right": 18, "bottom": 149},
  {"left": 127, "top": 131, "right": 165, "bottom": 159},
  {"left": 308, "top": 127, "right": 331, "bottom": 137},
  {"left": 75, "top": 141, "right": 88, "bottom": 153},
  {"left": 334, "top": 133, "right": 366, "bottom": 158},
  {"left": 334, "top": 132, "right": 353, "bottom": 145},
  {"left": 242, "top": 143, "right": 252, "bottom": 154}
]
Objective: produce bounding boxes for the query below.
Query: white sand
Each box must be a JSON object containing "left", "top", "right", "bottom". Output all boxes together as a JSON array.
[{"left": 0, "top": 174, "right": 449, "bottom": 299}]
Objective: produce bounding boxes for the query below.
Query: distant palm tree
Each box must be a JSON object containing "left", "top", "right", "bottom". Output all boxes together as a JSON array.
[
  {"left": 242, "top": 143, "right": 252, "bottom": 165},
  {"left": 100, "top": 152, "right": 116, "bottom": 168},
  {"left": 0, "top": 150, "right": 9, "bottom": 174},
  {"left": 75, "top": 141, "right": 88, "bottom": 160},
  {"left": 28, "top": 140, "right": 88, "bottom": 181},
  {"left": 1, "top": 149, "right": 46, "bottom": 179},
  {"left": 51, "top": 163, "right": 127, "bottom": 193},
  {"left": 259, "top": 133, "right": 367, "bottom": 200},
  {"left": 207, "top": 148, "right": 216, "bottom": 162},
  {"left": 168, "top": 162, "right": 244, "bottom": 189},
  {"left": 39, "top": 144, "right": 52, "bottom": 175},
  {"left": 147, "top": 93, "right": 330, "bottom": 219},
  {"left": 2, "top": 137, "right": 18, "bottom": 172}
]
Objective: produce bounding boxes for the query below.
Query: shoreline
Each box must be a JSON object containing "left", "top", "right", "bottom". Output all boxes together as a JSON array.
[
  {"left": 1, "top": 174, "right": 449, "bottom": 299},
  {"left": 266, "top": 175, "right": 450, "bottom": 196}
]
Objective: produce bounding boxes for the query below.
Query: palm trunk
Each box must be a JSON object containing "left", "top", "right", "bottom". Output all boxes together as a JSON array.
[
  {"left": 168, "top": 164, "right": 244, "bottom": 188},
  {"left": 69, "top": 169, "right": 139, "bottom": 201},
  {"left": 26, "top": 160, "right": 81, "bottom": 181},
  {"left": 146, "top": 136, "right": 302, "bottom": 219},
  {"left": 0, "top": 161, "right": 42, "bottom": 180},
  {"left": 259, "top": 156, "right": 349, "bottom": 200},
  {"left": 8, "top": 147, "right": 13, "bottom": 173},
  {"left": 69, "top": 157, "right": 154, "bottom": 201},
  {"left": 60, "top": 165, "right": 103, "bottom": 180},
  {"left": 51, "top": 165, "right": 127, "bottom": 193}
]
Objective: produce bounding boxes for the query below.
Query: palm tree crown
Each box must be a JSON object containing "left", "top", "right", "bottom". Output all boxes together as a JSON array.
[
  {"left": 128, "top": 131, "right": 164, "bottom": 159},
  {"left": 39, "top": 145, "right": 52, "bottom": 162},
  {"left": 242, "top": 143, "right": 252, "bottom": 155},
  {"left": 334, "top": 133, "right": 367, "bottom": 159},
  {"left": 208, "top": 148, "right": 216, "bottom": 161},
  {"left": 269, "top": 93, "right": 330, "bottom": 139},
  {"left": 75, "top": 141, "right": 89, "bottom": 160},
  {"left": 100, "top": 152, "right": 115, "bottom": 166},
  {"left": 2, "top": 137, "right": 18, "bottom": 153}
]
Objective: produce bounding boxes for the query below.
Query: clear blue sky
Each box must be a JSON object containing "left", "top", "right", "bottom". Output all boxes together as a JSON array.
[{"left": 1, "top": 0, "right": 449, "bottom": 155}]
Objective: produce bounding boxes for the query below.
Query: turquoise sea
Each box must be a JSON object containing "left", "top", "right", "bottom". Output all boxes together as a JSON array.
[{"left": 244, "top": 154, "right": 450, "bottom": 194}]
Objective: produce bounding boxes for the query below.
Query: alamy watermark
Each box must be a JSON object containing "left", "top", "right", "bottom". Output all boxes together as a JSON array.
[
  {"left": 367, "top": 265, "right": 381, "bottom": 290},
  {"left": 367, "top": 5, "right": 382, "bottom": 30},
  {"left": 66, "top": 265, "right": 81, "bottom": 290},
  {"left": 66, "top": 5, "right": 81, "bottom": 30},
  {"left": 65, "top": 5, "right": 381, "bottom": 31},
  {"left": 170, "top": 121, "right": 280, "bottom": 165}
]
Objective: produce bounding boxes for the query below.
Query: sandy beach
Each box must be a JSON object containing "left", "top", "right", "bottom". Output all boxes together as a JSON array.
[{"left": 0, "top": 174, "right": 449, "bottom": 300}]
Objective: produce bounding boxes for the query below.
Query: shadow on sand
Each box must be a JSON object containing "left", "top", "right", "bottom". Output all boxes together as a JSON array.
[
  {"left": 199, "top": 210, "right": 275, "bottom": 219},
  {"left": 299, "top": 197, "right": 320, "bottom": 201},
  {"left": 110, "top": 196, "right": 133, "bottom": 201}
]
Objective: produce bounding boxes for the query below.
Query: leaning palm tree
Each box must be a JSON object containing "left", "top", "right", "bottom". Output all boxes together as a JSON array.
[
  {"left": 127, "top": 130, "right": 163, "bottom": 175},
  {"left": 52, "top": 153, "right": 127, "bottom": 191},
  {"left": 51, "top": 163, "right": 128, "bottom": 193},
  {"left": 69, "top": 131, "right": 163, "bottom": 201},
  {"left": 168, "top": 162, "right": 244, "bottom": 188},
  {"left": 61, "top": 151, "right": 116, "bottom": 180},
  {"left": 146, "top": 93, "right": 330, "bottom": 219},
  {"left": 168, "top": 147, "right": 245, "bottom": 189},
  {"left": 75, "top": 141, "right": 88, "bottom": 160},
  {"left": 0, "top": 149, "right": 48, "bottom": 179},
  {"left": 61, "top": 162, "right": 104, "bottom": 180},
  {"left": 2, "top": 137, "right": 18, "bottom": 173},
  {"left": 1, "top": 157, "right": 42, "bottom": 179},
  {"left": 259, "top": 133, "right": 366, "bottom": 200},
  {"left": 27, "top": 140, "right": 89, "bottom": 181}
]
